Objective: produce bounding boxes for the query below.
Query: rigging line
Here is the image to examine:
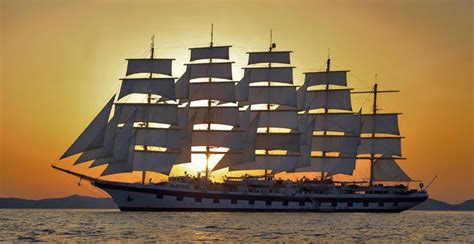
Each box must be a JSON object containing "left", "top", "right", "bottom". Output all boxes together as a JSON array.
[
  {"left": 291, "top": 55, "right": 327, "bottom": 70},
  {"left": 81, "top": 179, "right": 109, "bottom": 198},
  {"left": 139, "top": 46, "right": 150, "bottom": 59},
  {"left": 161, "top": 39, "right": 208, "bottom": 47},
  {"left": 75, "top": 169, "right": 109, "bottom": 196},
  {"left": 231, "top": 50, "right": 250, "bottom": 60},
  {"left": 61, "top": 78, "right": 121, "bottom": 161},
  {"left": 60, "top": 171, "right": 108, "bottom": 198},
  {"left": 330, "top": 64, "right": 370, "bottom": 88},
  {"left": 356, "top": 92, "right": 372, "bottom": 112},
  {"left": 232, "top": 44, "right": 264, "bottom": 49},
  {"left": 74, "top": 170, "right": 110, "bottom": 198},
  {"left": 83, "top": 183, "right": 109, "bottom": 198},
  {"left": 154, "top": 41, "right": 206, "bottom": 48}
]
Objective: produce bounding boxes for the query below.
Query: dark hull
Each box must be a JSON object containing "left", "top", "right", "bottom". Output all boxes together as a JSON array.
[
  {"left": 93, "top": 181, "right": 428, "bottom": 212},
  {"left": 118, "top": 207, "right": 405, "bottom": 212}
]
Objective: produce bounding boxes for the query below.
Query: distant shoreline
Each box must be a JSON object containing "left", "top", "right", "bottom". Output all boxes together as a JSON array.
[{"left": 1, "top": 195, "right": 473, "bottom": 211}]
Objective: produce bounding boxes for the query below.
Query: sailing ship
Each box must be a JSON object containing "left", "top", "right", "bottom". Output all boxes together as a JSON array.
[{"left": 53, "top": 29, "right": 428, "bottom": 212}]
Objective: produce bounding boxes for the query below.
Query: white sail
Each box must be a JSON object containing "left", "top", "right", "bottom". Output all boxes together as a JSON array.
[
  {"left": 112, "top": 110, "right": 136, "bottom": 162},
  {"left": 190, "top": 46, "right": 230, "bottom": 61},
  {"left": 178, "top": 104, "right": 190, "bottom": 138},
  {"left": 61, "top": 96, "right": 115, "bottom": 159},
  {"left": 245, "top": 86, "right": 297, "bottom": 108},
  {"left": 89, "top": 125, "right": 134, "bottom": 168},
  {"left": 296, "top": 117, "right": 316, "bottom": 169},
  {"left": 101, "top": 160, "right": 133, "bottom": 176},
  {"left": 247, "top": 51, "right": 291, "bottom": 65},
  {"left": 310, "top": 113, "right": 361, "bottom": 134},
  {"left": 126, "top": 59, "right": 173, "bottom": 76},
  {"left": 76, "top": 133, "right": 120, "bottom": 165},
  {"left": 116, "top": 103, "right": 178, "bottom": 125},
  {"left": 100, "top": 132, "right": 137, "bottom": 176},
  {"left": 210, "top": 151, "right": 244, "bottom": 171},
  {"left": 118, "top": 78, "right": 176, "bottom": 100},
  {"left": 192, "top": 130, "right": 243, "bottom": 149},
  {"left": 305, "top": 89, "right": 352, "bottom": 111},
  {"left": 187, "top": 62, "right": 233, "bottom": 80},
  {"left": 239, "top": 107, "right": 251, "bottom": 131},
  {"left": 89, "top": 157, "right": 112, "bottom": 168},
  {"left": 135, "top": 128, "right": 181, "bottom": 149},
  {"left": 297, "top": 157, "right": 356, "bottom": 175},
  {"left": 190, "top": 106, "right": 240, "bottom": 126},
  {"left": 176, "top": 70, "right": 190, "bottom": 99},
  {"left": 241, "top": 67, "right": 294, "bottom": 85},
  {"left": 75, "top": 148, "right": 103, "bottom": 165},
  {"left": 102, "top": 116, "right": 193, "bottom": 175},
  {"left": 236, "top": 75, "right": 249, "bottom": 101},
  {"left": 296, "top": 83, "right": 308, "bottom": 110},
  {"left": 189, "top": 82, "right": 236, "bottom": 102},
  {"left": 132, "top": 151, "right": 181, "bottom": 175},
  {"left": 98, "top": 106, "right": 123, "bottom": 157},
  {"left": 361, "top": 114, "right": 400, "bottom": 135},
  {"left": 255, "top": 133, "right": 301, "bottom": 152},
  {"left": 230, "top": 155, "right": 299, "bottom": 173},
  {"left": 250, "top": 109, "right": 299, "bottom": 129},
  {"left": 74, "top": 106, "right": 123, "bottom": 164},
  {"left": 175, "top": 114, "right": 195, "bottom": 165},
  {"left": 298, "top": 113, "right": 309, "bottom": 145},
  {"left": 243, "top": 113, "right": 259, "bottom": 158},
  {"left": 134, "top": 113, "right": 195, "bottom": 173},
  {"left": 372, "top": 157, "right": 411, "bottom": 181},
  {"left": 311, "top": 135, "right": 360, "bottom": 154},
  {"left": 89, "top": 127, "right": 135, "bottom": 170},
  {"left": 357, "top": 137, "right": 402, "bottom": 156},
  {"left": 304, "top": 71, "right": 348, "bottom": 87},
  {"left": 213, "top": 114, "right": 260, "bottom": 171},
  {"left": 176, "top": 62, "right": 233, "bottom": 99}
]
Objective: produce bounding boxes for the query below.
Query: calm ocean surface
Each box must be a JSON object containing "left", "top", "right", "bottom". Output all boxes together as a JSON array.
[{"left": 0, "top": 209, "right": 472, "bottom": 242}]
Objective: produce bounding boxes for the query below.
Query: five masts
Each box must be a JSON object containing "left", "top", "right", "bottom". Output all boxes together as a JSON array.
[{"left": 58, "top": 28, "right": 411, "bottom": 185}]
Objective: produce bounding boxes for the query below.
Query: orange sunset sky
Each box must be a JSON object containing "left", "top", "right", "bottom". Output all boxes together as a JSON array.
[{"left": 0, "top": 0, "right": 472, "bottom": 203}]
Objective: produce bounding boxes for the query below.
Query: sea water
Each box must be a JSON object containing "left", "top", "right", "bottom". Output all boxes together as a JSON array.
[{"left": 0, "top": 209, "right": 472, "bottom": 242}]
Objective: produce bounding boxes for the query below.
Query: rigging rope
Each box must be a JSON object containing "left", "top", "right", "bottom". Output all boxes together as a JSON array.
[{"left": 59, "top": 171, "right": 109, "bottom": 198}]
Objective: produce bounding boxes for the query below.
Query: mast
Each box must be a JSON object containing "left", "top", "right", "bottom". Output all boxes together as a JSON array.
[
  {"left": 264, "top": 29, "right": 273, "bottom": 180},
  {"left": 205, "top": 24, "right": 214, "bottom": 180},
  {"left": 228, "top": 32, "right": 299, "bottom": 174},
  {"left": 369, "top": 82, "right": 378, "bottom": 186},
  {"left": 62, "top": 35, "right": 185, "bottom": 177},
  {"left": 321, "top": 50, "right": 331, "bottom": 180},
  {"left": 296, "top": 56, "right": 359, "bottom": 176},
  {"left": 351, "top": 78, "right": 400, "bottom": 185},
  {"left": 178, "top": 27, "right": 238, "bottom": 179},
  {"left": 142, "top": 35, "right": 155, "bottom": 185}
]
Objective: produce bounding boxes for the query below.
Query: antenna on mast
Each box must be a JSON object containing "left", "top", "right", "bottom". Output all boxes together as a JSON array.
[
  {"left": 210, "top": 24, "right": 214, "bottom": 47},
  {"left": 150, "top": 35, "right": 155, "bottom": 59},
  {"left": 326, "top": 48, "right": 331, "bottom": 71},
  {"left": 269, "top": 29, "right": 276, "bottom": 51}
]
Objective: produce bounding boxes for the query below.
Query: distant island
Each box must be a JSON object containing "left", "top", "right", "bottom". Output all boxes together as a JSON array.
[
  {"left": 411, "top": 198, "right": 474, "bottom": 211},
  {"left": 0, "top": 195, "right": 116, "bottom": 209},
  {"left": 0, "top": 195, "right": 473, "bottom": 211}
]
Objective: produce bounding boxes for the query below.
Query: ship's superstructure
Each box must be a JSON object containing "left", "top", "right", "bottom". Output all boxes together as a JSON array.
[{"left": 54, "top": 30, "right": 427, "bottom": 212}]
